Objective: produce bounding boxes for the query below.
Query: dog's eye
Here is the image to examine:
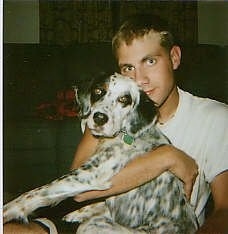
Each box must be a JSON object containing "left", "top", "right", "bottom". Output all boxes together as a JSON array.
[
  {"left": 91, "top": 87, "right": 106, "bottom": 103},
  {"left": 94, "top": 88, "right": 103, "bottom": 95},
  {"left": 118, "top": 95, "right": 132, "bottom": 107}
]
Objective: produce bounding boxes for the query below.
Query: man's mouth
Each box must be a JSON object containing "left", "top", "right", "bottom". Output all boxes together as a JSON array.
[{"left": 144, "top": 89, "right": 155, "bottom": 96}]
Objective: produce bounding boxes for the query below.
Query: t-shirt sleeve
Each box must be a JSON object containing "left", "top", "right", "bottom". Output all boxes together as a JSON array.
[{"left": 203, "top": 103, "right": 228, "bottom": 182}]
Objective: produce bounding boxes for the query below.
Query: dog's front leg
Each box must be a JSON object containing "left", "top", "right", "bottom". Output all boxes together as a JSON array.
[{"left": 3, "top": 169, "right": 111, "bottom": 224}]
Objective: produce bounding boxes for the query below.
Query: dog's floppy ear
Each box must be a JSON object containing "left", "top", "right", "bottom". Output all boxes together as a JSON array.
[
  {"left": 73, "top": 85, "right": 91, "bottom": 119},
  {"left": 130, "top": 90, "right": 157, "bottom": 134},
  {"left": 138, "top": 90, "right": 157, "bottom": 123}
]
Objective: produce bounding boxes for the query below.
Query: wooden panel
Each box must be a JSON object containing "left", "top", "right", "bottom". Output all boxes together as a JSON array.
[{"left": 40, "top": 1, "right": 197, "bottom": 45}]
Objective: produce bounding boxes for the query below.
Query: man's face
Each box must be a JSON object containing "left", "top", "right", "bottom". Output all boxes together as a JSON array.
[{"left": 116, "top": 32, "right": 181, "bottom": 108}]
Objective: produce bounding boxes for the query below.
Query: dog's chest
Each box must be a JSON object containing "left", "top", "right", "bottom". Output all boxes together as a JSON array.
[{"left": 94, "top": 136, "right": 150, "bottom": 166}]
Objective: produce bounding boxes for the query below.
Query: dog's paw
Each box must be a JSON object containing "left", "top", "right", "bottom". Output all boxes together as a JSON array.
[
  {"left": 3, "top": 203, "right": 29, "bottom": 224},
  {"left": 63, "top": 210, "right": 88, "bottom": 223},
  {"left": 94, "top": 179, "right": 112, "bottom": 190}
]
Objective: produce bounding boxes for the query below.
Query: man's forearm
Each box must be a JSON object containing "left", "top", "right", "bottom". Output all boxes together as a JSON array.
[
  {"left": 4, "top": 222, "right": 49, "bottom": 234},
  {"left": 75, "top": 145, "right": 171, "bottom": 202},
  {"left": 75, "top": 145, "right": 198, "bottom": 202}
]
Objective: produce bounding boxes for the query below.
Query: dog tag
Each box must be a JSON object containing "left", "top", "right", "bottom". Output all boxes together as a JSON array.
[{"left": 122, "top": 133, "right": 134, "bottom": 145}]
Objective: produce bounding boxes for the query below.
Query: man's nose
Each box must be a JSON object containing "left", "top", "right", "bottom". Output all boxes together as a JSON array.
[{"left": 134, "top": 69, "right": 148, "bottom": 87}]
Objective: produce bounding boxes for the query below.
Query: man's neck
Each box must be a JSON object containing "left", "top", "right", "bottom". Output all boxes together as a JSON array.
[{"left": 158, "top": 86, "right": 179, "bottom": 124}]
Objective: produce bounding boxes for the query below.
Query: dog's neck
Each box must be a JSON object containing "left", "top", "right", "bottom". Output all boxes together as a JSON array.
[
  {"left": 119, "top": 118, "right": 156, "bottom": 145},
  {"left": 119, "top": 129, "right": 135, "bottom": 145}
]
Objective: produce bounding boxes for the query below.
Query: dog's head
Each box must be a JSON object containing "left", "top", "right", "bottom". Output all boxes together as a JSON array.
[{"left": 75, "top": 73, "right": 157, "bottom": 137}]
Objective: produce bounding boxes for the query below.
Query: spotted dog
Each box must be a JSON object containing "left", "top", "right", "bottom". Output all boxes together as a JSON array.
[{"left": 3, "top": 73, "right": 198, "bottom": 233}]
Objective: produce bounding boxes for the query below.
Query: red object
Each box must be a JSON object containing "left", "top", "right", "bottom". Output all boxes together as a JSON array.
[{"left": 36, "top": 88, "right": 78, "bottom": 120}]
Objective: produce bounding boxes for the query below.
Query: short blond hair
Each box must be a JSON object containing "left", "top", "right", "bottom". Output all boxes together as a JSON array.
[{"left": 112, "top": 14, "right": 176, "bottom": 57}]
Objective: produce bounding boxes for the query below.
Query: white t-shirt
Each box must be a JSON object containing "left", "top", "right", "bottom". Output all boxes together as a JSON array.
[{"left": 157, "top": 88, "right": 228, "bottom": 226}]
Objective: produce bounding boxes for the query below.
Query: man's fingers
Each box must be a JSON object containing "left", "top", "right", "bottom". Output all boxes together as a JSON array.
[
  {"left": 184, "top": 182, "right": 194, "bottom": 200},
  {"left": 184, "top": 170, "right": 198, "bottom": 200}
]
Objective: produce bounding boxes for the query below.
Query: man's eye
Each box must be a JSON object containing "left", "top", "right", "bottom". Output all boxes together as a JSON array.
[
  {"left": 121, "top": 66, "right": 135, "bottom": 74},
  {"left": 146, "top": 58, "right": 156, "bottom": 65},
  {"left": 118, "top": 95, "right": 132, "bottom": 106}
]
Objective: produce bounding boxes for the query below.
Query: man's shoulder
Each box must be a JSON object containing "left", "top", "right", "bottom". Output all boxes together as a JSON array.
[{"left": 179, "top": 88, "right": 228, "bottom": 118}]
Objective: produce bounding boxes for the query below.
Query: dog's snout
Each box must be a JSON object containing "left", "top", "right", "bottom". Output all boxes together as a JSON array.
[{"left": 93, "top": 112, "right": 108, "bottom": 126}]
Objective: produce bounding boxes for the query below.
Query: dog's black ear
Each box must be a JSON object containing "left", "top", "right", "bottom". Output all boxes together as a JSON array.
[
  {"left": 74, "top": 86, "right": 91, "bottom": 119},
  {"left": 130, "top": 90, "right": 157, "bottom": 134},
  {"left": 73, "top": 77, "right": 95, "bottom": 119},
  {"left": 138, "top": 90, "right": 157, "bottom": 122}
]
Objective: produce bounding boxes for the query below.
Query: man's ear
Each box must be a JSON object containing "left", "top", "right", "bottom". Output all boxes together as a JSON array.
[{"left": 170, "top": 46, "right": 181, "bottom": 70}]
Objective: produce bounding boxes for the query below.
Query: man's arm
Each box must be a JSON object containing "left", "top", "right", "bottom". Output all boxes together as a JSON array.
[
  {"left": 74, "top": 144, "right": 198, "bottom": 202},
  {"left": 196, "top": 170, "right": 228, "bottom": 234},
  {"left": 70, "top": 127, "right": 99, "bottom": 170},
  {"left": 4, "top": 222, "right": 49, "bottom": 234}
]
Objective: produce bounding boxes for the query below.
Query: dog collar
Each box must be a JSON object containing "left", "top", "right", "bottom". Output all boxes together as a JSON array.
[{"left": 121, "top": 131, "right": 134, "bottom": 145}]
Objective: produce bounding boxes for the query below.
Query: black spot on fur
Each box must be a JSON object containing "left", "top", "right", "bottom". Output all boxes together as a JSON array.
[
  {"left": 130, "top": 91, "right": 157, "bottom": 134},
  {"left": 138, "top": 91, "right": 157, "bottom": 123},
  {"left": 81, "top": 164, "right": 92, "bottom": 170},
  {"left": 180, "top": 198, "right": 186, "bottom": 206}
]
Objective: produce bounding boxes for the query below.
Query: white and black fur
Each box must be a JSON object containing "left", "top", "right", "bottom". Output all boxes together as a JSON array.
[{"left": 3, "top": 73, "right": 198, "bottom": 233}]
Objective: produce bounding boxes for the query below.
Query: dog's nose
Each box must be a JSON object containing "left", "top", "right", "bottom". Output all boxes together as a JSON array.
[{"left": 93, "top": 112, "right": 108, "bottom": 126}]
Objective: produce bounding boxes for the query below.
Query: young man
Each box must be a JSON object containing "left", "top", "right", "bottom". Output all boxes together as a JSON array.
[
  {"left": 72, "top": 14, "right": 228, "bottom": 233},
  {"left": 4, "top": 14, "right": 228, "bottom": 233}
]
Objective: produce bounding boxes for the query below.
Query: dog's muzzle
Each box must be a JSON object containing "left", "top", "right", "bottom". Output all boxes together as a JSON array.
[{"left": 93, "top": 112, "right": 109, "bottom": 126}]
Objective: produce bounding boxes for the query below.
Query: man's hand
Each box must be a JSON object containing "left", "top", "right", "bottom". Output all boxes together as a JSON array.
[{"left": 167, "top": 146, "right": 199, "bottom": 199}]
